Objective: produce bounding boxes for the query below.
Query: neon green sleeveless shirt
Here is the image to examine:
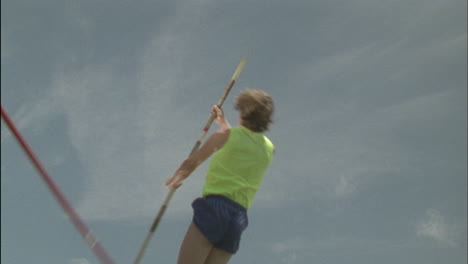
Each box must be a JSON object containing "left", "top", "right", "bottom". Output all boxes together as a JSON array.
[{"left": 202, "top": 126, "right": 274, "bottom": 209}]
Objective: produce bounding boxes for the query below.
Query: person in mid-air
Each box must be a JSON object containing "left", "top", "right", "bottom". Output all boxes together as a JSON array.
[{"left": 166, "top": 89, "right": 275, "bottom": 264}]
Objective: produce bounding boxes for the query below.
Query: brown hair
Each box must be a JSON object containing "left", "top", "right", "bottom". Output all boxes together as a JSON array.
[{"left": 235, "top": 89, "right": 274, "bottom": 132}]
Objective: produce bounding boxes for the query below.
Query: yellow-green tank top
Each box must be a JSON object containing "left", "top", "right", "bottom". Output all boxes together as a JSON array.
[{"left": 202, "top": 126, "right": 274, "bottom": 209}]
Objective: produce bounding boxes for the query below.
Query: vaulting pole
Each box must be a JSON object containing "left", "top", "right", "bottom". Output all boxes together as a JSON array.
[
  {"left": 134, "top": 57, "right": 247, "bottom": 264},
  {"left": 1, "top": 105, "right": 116, "bottom": 264}
]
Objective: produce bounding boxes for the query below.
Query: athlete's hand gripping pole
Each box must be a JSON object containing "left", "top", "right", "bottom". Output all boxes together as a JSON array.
[{"left": 134, "top": 57, "right": 247, "bottom": 264}]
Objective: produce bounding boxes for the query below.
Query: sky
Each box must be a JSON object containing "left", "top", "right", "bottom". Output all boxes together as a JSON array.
[{"left": 1, "top": 0, "right": 466, "bottom": 263}]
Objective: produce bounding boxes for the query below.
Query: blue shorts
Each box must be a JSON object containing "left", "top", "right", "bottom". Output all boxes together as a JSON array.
[{"left": 191, "top": 195, "right": 248, "bottom": 254}]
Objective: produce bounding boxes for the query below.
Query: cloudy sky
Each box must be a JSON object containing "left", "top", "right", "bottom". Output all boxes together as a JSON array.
[{"left": 1, "top": 0, "right": 466, "bottom": 263}]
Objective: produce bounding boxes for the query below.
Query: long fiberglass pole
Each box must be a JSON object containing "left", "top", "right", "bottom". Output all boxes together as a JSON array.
[
  {"left": 134, "top": 57, "right": 247, "bottom": 264},
  {"left": 1, "top": 105, "right": 116, "bottom": 264}
]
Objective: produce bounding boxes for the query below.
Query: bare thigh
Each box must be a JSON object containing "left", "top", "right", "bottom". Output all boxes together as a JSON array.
[
  {"left": 177, "top": 223, "right": 213, "bottom": 264},
  {"left": 204, "top": 247, "right": 232, "bottom": 264}
]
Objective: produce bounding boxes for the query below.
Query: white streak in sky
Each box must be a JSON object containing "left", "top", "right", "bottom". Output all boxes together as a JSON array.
[{"left": 417, "top": 209, "right": 458, "bottom": 247}]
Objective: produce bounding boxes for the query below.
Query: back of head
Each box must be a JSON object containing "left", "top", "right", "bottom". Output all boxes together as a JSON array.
[{"left": 235, "top": 89, "right": 274, "bottom": 133}]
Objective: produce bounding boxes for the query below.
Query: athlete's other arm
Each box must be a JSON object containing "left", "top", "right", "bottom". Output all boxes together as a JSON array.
[{"left": 165, "top": 106, "right": 229, "bottom": 189}]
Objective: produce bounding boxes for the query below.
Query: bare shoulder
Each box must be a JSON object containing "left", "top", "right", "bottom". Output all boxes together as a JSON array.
[
  {"left": 209, "top": 128, "right": 230, "bottom": 147},
  {"left": 213, "top": 128, "right": 230, "bottom": 137},
  {"left": 189, "top": 129, "right": 230, "bottom": 164}
]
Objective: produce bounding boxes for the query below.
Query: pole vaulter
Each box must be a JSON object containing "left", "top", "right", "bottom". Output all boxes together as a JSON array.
[
  {"left": 134, "top": 57, "right": 247, "bottom": 264},
  {"left": 1, "top": 105, "right": 116, "bottom": 264}
]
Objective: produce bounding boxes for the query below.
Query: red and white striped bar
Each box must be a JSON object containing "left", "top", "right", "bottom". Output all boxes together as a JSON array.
[{"left": 1, "top": 105, "right": 116, "bottom": 264}]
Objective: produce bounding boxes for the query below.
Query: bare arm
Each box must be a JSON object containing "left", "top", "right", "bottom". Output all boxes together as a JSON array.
[{"left": 165, "top": 128, "right": 229, "bottom": 189}]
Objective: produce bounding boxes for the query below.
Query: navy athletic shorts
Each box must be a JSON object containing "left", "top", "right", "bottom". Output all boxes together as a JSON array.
[{"left": 191, "top": 195, "right": 248, "bottom": 254}]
